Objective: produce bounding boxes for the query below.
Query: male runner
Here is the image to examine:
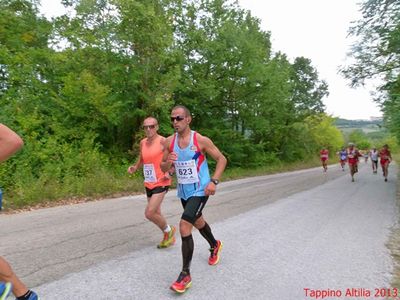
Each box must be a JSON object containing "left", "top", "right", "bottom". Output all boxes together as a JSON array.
[
  {"left": 128, "top": 117, "right": 176, "bottom": 248},
  {"left": 369, "top": 147, "right": 379, "bottom": 174},
  {"left": 0, "top": 123, "right": 40, "bottom": 300},
  {"left": 161, "top": 105, "right": 227, "bottom": 294},
  {"left": 320, "top": 147, "right": 329, "bottom": 172},
  {"left": 338, "top": 147, "right": 347, "bottom": 171},
  {"left": 379, "top": 144, "right": 392, "bottom": 182},
  {"left": 347, "top": 143, "right": 360, "bottom": 182}
]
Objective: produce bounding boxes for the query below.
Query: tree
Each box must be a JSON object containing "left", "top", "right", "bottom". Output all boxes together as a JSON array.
[
  {"left": 341, "top": 0, "right": 400, "bottom": 141},
  {"left": 290, "top": 57, "right": 328, "bottom": 120},
  {"left": 348, "top": 129, "right": 371, "bottom": 150},
  {"left": 306, "top": 114, "right": 345, "bottom": 154}
]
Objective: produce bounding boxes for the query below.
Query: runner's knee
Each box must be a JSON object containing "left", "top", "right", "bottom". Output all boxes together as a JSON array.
[
  {"left": 179, "top": 219, "right": 193, "bottom": 235},
  {"left": 144, "top": 206, "right": 157, "bottom": 220}
]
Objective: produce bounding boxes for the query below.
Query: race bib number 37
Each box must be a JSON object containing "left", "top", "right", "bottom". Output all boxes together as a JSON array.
[
  {"left": 143, "top": 164, "right": 157, "bottom": 182},
  {"left": 175, "top": 160, "right": 199, "bottom": 184}
]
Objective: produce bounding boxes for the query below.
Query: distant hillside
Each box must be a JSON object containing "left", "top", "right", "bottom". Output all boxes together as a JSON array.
[
  {"left": 335, "top": 118, "right": 384, "bottom": 134},
  {"left": 335, "top": 118, "right": 382, "bottom": 126}
]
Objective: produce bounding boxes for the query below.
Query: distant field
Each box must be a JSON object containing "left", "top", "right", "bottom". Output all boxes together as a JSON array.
[
  {"left": 335, "top": 118, "right": 383, "bottom": 134},
  {"left": 338, "top": 125, "right": 382, "bottom": 134}
]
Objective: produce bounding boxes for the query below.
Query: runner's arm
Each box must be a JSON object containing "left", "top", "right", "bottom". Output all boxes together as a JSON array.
[
  {"left": 159, "top": 137, "right": 175, "bottom": 177},
  {"left": 0, "top": 124, "right": 24, "bottom": 162},
  {"left": 161, "top": 136, "right": 175, "bottom": 172},
  {"left": 200, "top": 135, "right": 227, "bottom": 181}
]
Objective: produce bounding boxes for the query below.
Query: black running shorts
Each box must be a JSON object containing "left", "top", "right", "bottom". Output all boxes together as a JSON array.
[
  {"left": 180, "top": 196, "right": 209, "bottom": 224},
  {"left": 145, "top": 186, "right": 169, "bottom": 198}
]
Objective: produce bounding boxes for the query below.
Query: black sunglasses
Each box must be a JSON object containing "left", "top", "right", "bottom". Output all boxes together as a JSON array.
[
  {"left": 143, "top": 125, "right": 156, "bottom": 130},
  {"left": 170, "top": 116, "right": 185, "bottom": 122}
]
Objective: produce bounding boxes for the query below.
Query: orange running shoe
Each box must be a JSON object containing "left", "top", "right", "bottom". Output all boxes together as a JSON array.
[
  {"left": 208, "top": 240, "right": 223, "bottom": 265},
  {"left": 170, "top": 272, "right": 192, "bottom": 293}
]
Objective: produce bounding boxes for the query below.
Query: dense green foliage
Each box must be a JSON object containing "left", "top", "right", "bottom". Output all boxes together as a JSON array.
[
  {"left": 0, "top": 0, "right": 343, "bottom": 207},
  {"left": 341, "top": 0, "right": 400, "bottom": 145}
]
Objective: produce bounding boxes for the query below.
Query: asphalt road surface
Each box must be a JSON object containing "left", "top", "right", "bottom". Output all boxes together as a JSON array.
[{"left": 0, "top": 161, "right": 397, "bottom": 299}]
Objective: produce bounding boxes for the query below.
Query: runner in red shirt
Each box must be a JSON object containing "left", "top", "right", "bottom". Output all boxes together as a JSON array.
[
  {"left": 347, "top": 143, "right": 361, "bottom": 182},
  {"left": 320, "top": 147, "right": 329, "bottom": 172},
  {"left": 379, "top": 144, "right": 392, "bottom": 182}
]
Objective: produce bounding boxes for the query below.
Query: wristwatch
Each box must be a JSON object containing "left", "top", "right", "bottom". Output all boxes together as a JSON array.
[{"left": 211, "top": 178, "right": 220, "bottom": 185}]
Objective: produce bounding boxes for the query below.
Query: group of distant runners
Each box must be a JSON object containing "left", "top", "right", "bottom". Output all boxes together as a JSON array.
[{"left": 320, "top": 143, "right": 392, "bottom": 182}]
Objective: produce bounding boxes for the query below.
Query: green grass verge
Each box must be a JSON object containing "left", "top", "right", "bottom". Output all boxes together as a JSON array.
[{"left": 2, "top": 157, "right": 324, "bottom": 212}]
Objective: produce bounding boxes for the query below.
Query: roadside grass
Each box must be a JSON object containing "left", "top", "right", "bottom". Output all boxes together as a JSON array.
[
  {"left": 223, "top": 157, "right": 323, "bottom": 180},
  {"left": 2, "top": 169, "right": 144, "bottom": 212},
  {"left": 2, "top": 157, "right": 323, "bottom": 213},
  {"left": 388, "top": 153, "right": 400, "bottom": 291}
]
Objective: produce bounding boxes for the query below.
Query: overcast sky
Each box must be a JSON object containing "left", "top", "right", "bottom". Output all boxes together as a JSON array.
[
  {"left": 237, "top": 0, "right": 382, "bottom": 120},
  {"left": 39, "top": 0, "right": 381, "bottom": 120}
]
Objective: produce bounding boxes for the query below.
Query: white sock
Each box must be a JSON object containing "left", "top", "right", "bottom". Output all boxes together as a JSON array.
[{"left": 163, "top": 225, "right": 171, "bottom": 233}]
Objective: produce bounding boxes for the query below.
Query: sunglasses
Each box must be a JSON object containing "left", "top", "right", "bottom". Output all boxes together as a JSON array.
[
  {"left": 143, "top": 125, "right": 156, "bottom": 130},
  {"left": 170, "top": 116, "right": 185, "bottom": 122}
]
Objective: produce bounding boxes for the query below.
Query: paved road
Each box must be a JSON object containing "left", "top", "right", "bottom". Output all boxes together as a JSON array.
[{"left": 0, "top": 162, "right": 397, "bottom": 299}]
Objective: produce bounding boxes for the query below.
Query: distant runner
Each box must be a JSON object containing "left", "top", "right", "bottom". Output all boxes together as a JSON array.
[
  {"left": 338, "top": 147, "right": 347, "bottom": 171},
  {"left": 320, "top": 147, "right": 329, "bottom": 172},
  {"left": 379, "top": 144, "right": 392, "bottom": 182},
  {"left": 347, "top": 143, "right": 361, "bottom": 182},
  {"left": 369, "top": 147, "right": 379, "bottom": 174},
  {"left": 363, "top": 150, "right": 369, "bottom": 163}
]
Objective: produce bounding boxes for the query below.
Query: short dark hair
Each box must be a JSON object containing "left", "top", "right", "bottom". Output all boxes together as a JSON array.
[
  {"left": 172, "top": 105, "right": 191, "bottom": 117},
  {"left": 143, "top": 116, "right": 158, "bottom": 125}
]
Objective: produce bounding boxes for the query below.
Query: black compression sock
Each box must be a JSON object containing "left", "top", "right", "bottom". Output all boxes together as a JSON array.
[
  {"left": 199, "top": 222, "right": 217, "bottom": 247},
  {"left": 182, "top": 234, "right": 194, "bottom": 273}
]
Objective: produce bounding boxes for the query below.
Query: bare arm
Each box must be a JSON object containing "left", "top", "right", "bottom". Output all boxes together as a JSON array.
[
  {"left": 197, "top": 134, "right": 227, "bottom": 196},
  {"left": 0, "top": 124, "right": 24, "bottom": 162},
  {"left": 161, "top": 136, "right": 176, "bottom": 172},
  {"left": 200, "top": 136, "right": 227, "bottom": 181}
]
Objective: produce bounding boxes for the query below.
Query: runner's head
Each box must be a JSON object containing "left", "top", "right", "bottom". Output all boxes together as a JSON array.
[
  {"left": 143, "top": 117, "right": 159, "bottom": 138},
  {"left": 171, "top": 105, "right": 192, "bottom": 133}
]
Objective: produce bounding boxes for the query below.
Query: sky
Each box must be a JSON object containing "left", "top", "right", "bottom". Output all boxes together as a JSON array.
[
  {"left": 237, "top": 0, "right": 381, "bottom": 120},
  {"left": 38, "top": 0, "right": 382, "bottom": 120}
]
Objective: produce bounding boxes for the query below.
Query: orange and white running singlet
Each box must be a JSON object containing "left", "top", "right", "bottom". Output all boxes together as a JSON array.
[{"left": 141, "top": 135, "right": 171, "bottom": 189}]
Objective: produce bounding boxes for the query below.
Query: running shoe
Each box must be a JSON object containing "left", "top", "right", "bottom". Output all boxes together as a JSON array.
[
  {"left": 0, "top": 282, "right": 11, "bottom": 300},
  {"left": 24, "top": 291, "right": 40, "bottom": 300},
  {"left": 157, "top": 225, "right": 176, "bottom": 249},
  {"left": 208, "top": 240, "right": 223, "bottom": 265},
  {"left": 170, "top": 272, "right": 192, "bottom": 293}
]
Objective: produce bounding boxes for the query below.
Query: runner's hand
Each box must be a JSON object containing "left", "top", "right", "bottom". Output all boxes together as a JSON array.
[
  {"left": 127, "top": 165, "right": 137, "bottom": 174},
  {"left": 205, "top": 182, "right": 216, "bottom": 196},
  {"left": 167, "top": 152, "right": 178, "bottom": 163}
]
